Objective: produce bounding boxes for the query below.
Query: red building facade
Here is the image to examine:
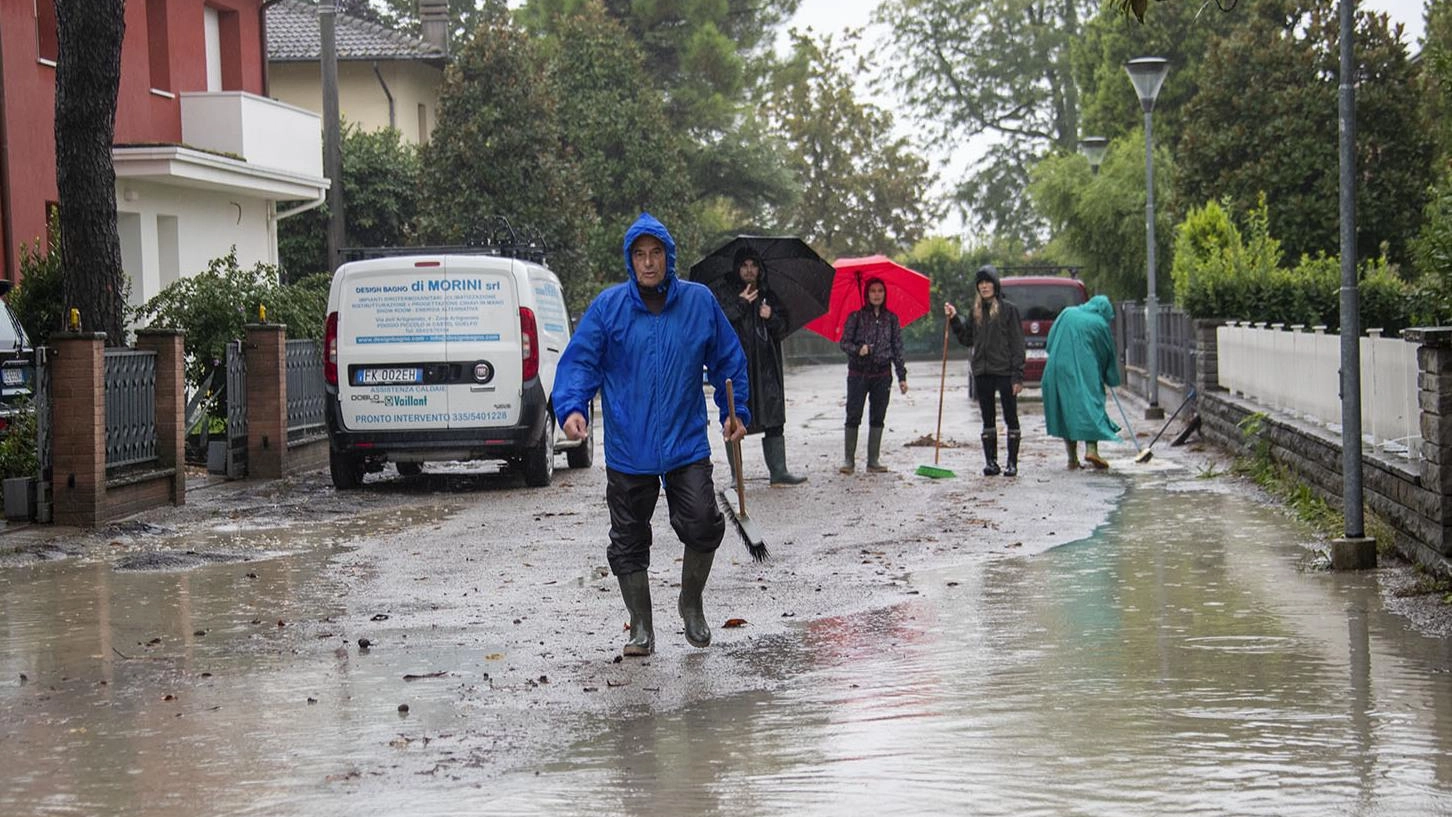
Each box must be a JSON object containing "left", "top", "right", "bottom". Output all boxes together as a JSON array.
[{"left": 0, "top": 0, "right": 271, "bottom": 284}]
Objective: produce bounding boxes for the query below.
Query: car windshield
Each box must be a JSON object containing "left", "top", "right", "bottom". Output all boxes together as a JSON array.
[{"left": 1003, "top": 284, "right": 1083, "bottom": 322}]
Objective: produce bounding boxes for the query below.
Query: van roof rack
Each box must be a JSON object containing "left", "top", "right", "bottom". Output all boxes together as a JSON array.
[
  {"left": 341, "top": 215, "right": 549, "bottom": 265},
  {"left": 996, "top": 265, "right": 1081, "bottom": 279}
]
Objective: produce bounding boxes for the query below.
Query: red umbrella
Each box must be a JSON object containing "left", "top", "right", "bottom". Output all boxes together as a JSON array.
[{"left": 803, "top": 255, "right": 932, "bottom": 343}]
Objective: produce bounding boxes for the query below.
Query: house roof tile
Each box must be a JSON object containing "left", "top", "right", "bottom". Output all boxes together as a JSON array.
[{"left": 266, "top": 0, "right": 446, "bottom": 63}]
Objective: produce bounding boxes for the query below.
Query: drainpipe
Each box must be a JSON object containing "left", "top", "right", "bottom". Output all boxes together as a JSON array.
[
  {"left": 273, "top": 193, "right": 326, "bottom": 223},
  {"left": 371, "top": 61, "right": 396, "bottom": 130}
]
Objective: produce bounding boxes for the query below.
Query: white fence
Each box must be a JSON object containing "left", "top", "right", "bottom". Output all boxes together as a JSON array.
[{"left": 1216, "top": 323, "right": 1420, "bottom": 460}]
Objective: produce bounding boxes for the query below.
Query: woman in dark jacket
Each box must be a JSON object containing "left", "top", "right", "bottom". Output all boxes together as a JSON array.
[
  {"left": 945, "top": 264, "right": 1026, "bottom": 476},
  {"left": 838, "top": 277, "right": 909, "bottom": 473},
  {"left": 714, "top": 247, "right": 806, "bottom": 484}
]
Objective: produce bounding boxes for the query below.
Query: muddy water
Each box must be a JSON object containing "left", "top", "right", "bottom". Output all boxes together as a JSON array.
[
  {"left": 479, "top": 478, "right": 1452, "bottom": 816},
  {"left": 4, "top": 478, "right": 1452, "bottom": 816}
]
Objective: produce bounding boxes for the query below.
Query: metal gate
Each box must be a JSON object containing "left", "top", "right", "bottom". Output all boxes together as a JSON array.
[{"left": 225, "top": 339, "right": 248, "bottom": 478}]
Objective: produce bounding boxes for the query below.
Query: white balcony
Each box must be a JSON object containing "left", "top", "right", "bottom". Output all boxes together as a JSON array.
[{"left": 179, "top": 91, "right": 322, "bottom": 178}]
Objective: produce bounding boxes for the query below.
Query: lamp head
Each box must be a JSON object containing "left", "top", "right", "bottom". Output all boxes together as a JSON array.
[
  {"left": 1125, "top": 57, "right": 1169, "bottom": 112},
  {"left": 1079, "top": 137, "right": 1109, "bottom": 173}
]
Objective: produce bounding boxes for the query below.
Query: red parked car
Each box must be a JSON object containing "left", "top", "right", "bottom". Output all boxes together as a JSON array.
[{"left": 999, "top": 275, "right": 1088, "bottom": 384}]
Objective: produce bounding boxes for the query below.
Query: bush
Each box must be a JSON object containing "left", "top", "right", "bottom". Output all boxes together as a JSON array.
[
  {"left": 0, "top": 401, "right": 39, "bottom": 480},
  {"left": 11, "top": 218, "right": 64, "bottom": 347},
  {"left": 135, "top": 249, "right": 330, "bottom": 392},
  {"left": 1171, "top": 196, "right": 1412, "bottom": 334}
]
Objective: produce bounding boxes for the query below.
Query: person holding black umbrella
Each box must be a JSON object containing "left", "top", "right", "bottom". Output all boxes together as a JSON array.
[{"left": 712, "top": 246, "right": 807, "bottom": 485}]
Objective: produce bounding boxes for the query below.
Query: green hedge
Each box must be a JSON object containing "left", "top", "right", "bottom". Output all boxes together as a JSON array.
[{"left": 1171, "top": 197, "right": 1412, "bottom": 334}]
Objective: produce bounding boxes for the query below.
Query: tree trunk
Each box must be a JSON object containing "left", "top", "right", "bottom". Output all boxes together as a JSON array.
[{"left": 54, "top": 0, "right": 127, "bottom": 345}]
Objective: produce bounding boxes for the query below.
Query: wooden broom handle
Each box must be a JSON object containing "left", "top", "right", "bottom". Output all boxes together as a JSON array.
[
  {"left": 934, "top": 317, "right": 950, "bottom": 465},
  {"left": 725, "top": 379, "right": 746, "bottom": 516}
]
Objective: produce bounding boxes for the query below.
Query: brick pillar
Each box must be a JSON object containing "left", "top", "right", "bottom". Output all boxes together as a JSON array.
[
  {"left": 1406, "top": 327, "right": 1452, "bottom": 557},
  {"left": 50, "top": 332, "right": 108, "bottom": 527},
  {"left": 245, "top": 323, "right": 288, "bottom": 479},
  {"left": 1193, "top": 318, "right": 1225, "bottom": 395},
  {"left": 135, "top": 329, "right": 185, "bottom": 506}
]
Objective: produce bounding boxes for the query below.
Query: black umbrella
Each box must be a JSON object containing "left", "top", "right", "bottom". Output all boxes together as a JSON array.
[{"left": 689, "top": 236, "right": 835, "bottom": 337}]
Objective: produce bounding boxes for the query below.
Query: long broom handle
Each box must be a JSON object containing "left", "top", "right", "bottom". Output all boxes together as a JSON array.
[
  {"left": 934, "top": 316, "right": 950, "bottom": 465},
  {"left": 725, "top": 379, "right": 746, "bottom": 516}
]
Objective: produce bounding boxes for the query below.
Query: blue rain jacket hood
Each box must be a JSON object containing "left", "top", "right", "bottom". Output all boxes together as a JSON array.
[{"left": 552, "top": 213, "right": 751, "bottom": 475}]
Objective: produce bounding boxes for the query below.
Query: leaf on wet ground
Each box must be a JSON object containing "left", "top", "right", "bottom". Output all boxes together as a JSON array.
[{"left": 723, "top": 618, "right": 747, "bottom": 628}]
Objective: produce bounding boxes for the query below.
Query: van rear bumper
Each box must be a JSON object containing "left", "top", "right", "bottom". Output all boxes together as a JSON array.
[{"left": 325, "top": 380, "right": 550, "bottom": 461}]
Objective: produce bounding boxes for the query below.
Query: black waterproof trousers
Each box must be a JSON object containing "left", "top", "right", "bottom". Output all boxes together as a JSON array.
[
  {"left": 845, "top": 373, "right": 892, "bottom": 428},
  {"left": 974, "top": 373, "right": 1020, "bottom": 432},
  {"left": 605, "top": 458, "right": 723, "bottom": 576}
]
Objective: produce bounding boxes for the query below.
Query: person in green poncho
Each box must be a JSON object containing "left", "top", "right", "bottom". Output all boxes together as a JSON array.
[{"left": 1041, "top": 295, "right": 1121, "bottom": 470}]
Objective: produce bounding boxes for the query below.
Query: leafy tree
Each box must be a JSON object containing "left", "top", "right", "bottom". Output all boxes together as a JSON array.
[
  {"left": 897, "top": 235, "right": 1021, "bottom": 354},
  {"left": 877, "top": 0, "right": 1095, "bottom": 246},
  {"left": 758, "top": 32, "right": 939, "bottom": 259},
  {"left": 1027, "top": 128, "right": 1175, "bottom": 301},
  {"left": 1178, "top": 0, "right": 1431, "bottom": 267},
  {"left": 54, "top": 0, "right": 126, "bottom": 344},
  {"left": 542, "top": 2, "right": 697, "bottom": 284},
  {"left": 518, "top": 0, "right": 801, "bottom": 226},
  {"left": 1073, "top": 0, "right": 1238, "bottom": 155},
  {"left": 136, "top": 250, "right": 329, "bottom": 391},
  {"left": 417, "top": 10, "right": 596, "bottom": 310},
  {"left": 277, "top": 123, "right": 420, "bottom": 280}
]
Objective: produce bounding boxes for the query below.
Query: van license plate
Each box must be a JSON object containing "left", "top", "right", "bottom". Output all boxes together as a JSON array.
[
  {"left": 353, "top": 367, "right": 423, "bottom": 385},
  {"left": 1026, "top": 350, "right": 1047, "bottom": 360},
  {"left": 1, "top": 368, "right": 23, "bottom": 386}
]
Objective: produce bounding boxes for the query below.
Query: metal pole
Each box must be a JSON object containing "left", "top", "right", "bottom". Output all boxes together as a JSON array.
[
  {"left": 1143, "top": 108, "right": 1161, "bottom": 415},
  {"left": 321, "top": 1, "right": 344, "bottom": 272},
  {"left": 1338, "top": 0, "right": 1364, "bottom": 539}
]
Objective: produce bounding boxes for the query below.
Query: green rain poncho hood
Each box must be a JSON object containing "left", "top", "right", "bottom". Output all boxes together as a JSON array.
[{"left": 1041, "top": 295, "right": 1121, "bottom": 442}]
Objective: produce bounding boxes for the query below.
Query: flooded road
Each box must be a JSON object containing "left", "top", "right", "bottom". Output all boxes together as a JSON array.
[
  {"left": 3, "top": 470, "right": 1451, "bottom": 816},
  {"left": 474, "top": 478, "right": 1452, "bottom": 816}
]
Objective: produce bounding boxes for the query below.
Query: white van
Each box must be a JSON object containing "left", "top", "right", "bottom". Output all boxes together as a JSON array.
[{"left": 322, "top": 250, "right": 590, "bottom": 489}]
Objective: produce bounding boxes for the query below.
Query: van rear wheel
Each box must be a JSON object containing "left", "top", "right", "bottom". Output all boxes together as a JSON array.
[
  {"left": 330, "top": 450, "right": 366, "bottom": 490},
  {"left": 523, "top": 416, "right": 556, "bottom": 487},
  {"left": 396, "top": 461, "right": 423, "bottom": 477}
]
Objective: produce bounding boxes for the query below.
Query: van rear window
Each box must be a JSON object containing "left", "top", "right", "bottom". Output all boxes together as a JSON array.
[{"left": 1003, "top": 284, "right": 1084, "bottom": 321}]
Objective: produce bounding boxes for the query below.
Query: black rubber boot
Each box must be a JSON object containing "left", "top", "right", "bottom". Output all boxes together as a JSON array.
[
  {"left": 678, "top": 548, "right": 716, "bottom": 647},
  {"left": 616, "top": 571, "right": 654, "bottom": 657},
  {"left": 763, "top": 436, "right": 806, "bottom": 485},
  {"left": 840, "top": 427, "right": 858, "bottom": 474},
  {"left": 1004, "top": 431, "right": 1021, "bottom": 477},
  {"left": 866, "top": 426, "right": 888, "bottom": 472},
  {"left": 981, "top": 431, "right": 1001, "bottom": 476}
]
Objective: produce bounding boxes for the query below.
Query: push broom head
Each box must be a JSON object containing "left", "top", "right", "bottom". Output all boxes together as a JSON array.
[{"left": 916, "top": 463, "right": 956, "bottom": 479}]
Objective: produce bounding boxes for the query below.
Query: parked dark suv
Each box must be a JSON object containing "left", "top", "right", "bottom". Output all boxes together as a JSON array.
[{"left": 999, "top": 274, "right": 1088, "bottom": 384}]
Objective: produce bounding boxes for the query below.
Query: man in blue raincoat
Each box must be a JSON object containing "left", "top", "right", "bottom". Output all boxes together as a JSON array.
[
  {"left": 1041, "top": 295, "right": 1121, "bottom": 470},
  {"left": 553, "top": 212, "right": 749, "bottom": 657}
]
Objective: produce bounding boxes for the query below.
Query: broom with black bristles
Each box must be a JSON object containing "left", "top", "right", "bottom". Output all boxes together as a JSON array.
[{"left": 717, "top": 379, "right": 769, "bottom": 561}]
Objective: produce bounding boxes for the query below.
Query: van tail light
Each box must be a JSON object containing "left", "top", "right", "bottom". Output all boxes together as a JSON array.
[
  {"left": 324, "top": 311, "right": 339, "bottom": 386},
  {"left": 520, "top": 307, "right": 539, "bottom": 382}
]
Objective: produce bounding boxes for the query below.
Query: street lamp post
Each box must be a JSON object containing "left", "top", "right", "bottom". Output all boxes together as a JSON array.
[
  {"left": 1079, "top": 136, "right": 1109, "bottom": 174},
  {"left": 1126, "top": 57, "right": 1169, "bottom": 419}
]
